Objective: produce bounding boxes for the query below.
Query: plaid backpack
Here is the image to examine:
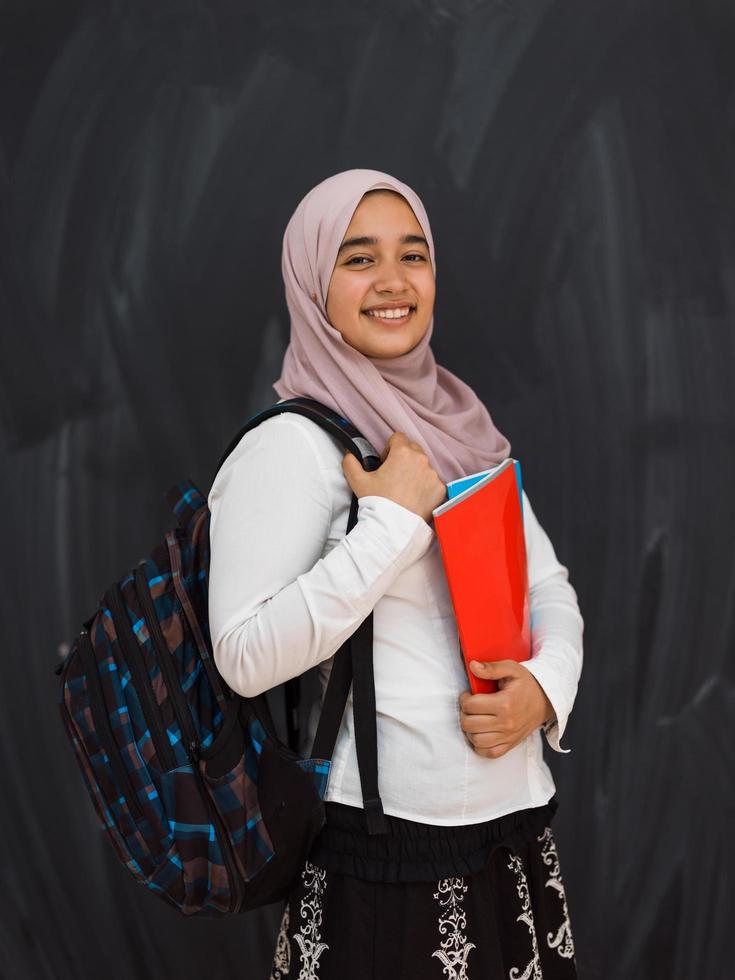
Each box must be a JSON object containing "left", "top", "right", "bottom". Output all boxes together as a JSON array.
[{"left": 54, "top": 397, "right": 388, "bottom": 917}]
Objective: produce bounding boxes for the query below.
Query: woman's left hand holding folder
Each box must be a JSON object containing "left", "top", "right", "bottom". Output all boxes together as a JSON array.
[{"left": 458, "top": 661, "right": 556, "bottom": 759}]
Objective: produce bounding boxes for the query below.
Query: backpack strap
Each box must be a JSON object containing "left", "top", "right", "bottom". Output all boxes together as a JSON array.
[
  {"left": 211, "top": 396, "right": 380, "bottom": 483},
  {"left": 217, "top": 397, "right": 388, "bottom": 835},
  {"left": 309, "top": 470, "right": 387, "bottom": 834}
]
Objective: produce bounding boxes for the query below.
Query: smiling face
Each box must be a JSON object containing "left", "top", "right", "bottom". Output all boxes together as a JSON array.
[{"left": 325, "top": 190, "right": 435, "bottom": 358}]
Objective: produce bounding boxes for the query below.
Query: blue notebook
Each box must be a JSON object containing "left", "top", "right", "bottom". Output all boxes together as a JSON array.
[{"left": 446, "top": 459, "right": 524, "bottom": 522}]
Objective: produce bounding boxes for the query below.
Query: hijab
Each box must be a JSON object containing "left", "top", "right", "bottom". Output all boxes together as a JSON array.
[{"left": 272, "top": 168, "right": 511, "bottom": 485}]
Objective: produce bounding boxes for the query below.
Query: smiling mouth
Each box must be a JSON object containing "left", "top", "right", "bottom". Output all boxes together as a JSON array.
[{"left": 361, "top": 306, "right": 416, "bottom": 324}]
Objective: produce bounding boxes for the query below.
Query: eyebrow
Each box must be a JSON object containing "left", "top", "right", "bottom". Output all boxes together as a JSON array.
[{"left": 337, "top": 233, "right": 429, "bottom": 255}]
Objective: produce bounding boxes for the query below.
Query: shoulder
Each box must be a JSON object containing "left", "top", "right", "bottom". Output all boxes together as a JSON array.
[
  {"left": 215, "top": 404, "right": 345, "bottom": 485},
  {"left": 267, "top": 408, "right": 346, "bottom": 471},
  {"left": 256, "top": 408, "right": 346, "bottom": 473}
]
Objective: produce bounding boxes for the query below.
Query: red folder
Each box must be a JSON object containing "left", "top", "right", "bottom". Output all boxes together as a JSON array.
[{"left": 432, "top": 459, "right": 530, "bottom": 695}]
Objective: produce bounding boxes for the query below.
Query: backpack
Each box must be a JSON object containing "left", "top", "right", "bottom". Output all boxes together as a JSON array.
[{"left": 54, "top": 397, "right": 388, "bottom": 917}]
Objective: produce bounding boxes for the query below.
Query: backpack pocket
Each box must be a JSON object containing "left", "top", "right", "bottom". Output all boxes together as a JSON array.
[
  {"left": 228, "top": 711, "right": 328, "bottom": 910},
  {"left": 199, "top": 699, "right": 276, "bottom": 886},
  {"left": 154, "top": 763, "right": 234, "bottom": 915},
  {"left": 59, "top": 632, "right": 167, "bottom": 875},
  {"left": 106, "top": 583, "right": 178, "bottom": 773}
]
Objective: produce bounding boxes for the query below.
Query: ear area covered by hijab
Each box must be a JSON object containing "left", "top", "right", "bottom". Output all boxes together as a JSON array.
[{"left": 272, "top": 168, "right": 511, "bottom": 486}]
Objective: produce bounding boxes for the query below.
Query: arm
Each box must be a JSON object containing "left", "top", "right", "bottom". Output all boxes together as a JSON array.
[
  {"left": 207, "top": 416, "right": 435, "bottom": 698},
  {"left": 519, "top": 488, "right": 585, "bottom": 753}
]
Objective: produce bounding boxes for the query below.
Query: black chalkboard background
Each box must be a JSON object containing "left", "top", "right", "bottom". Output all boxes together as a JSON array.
[{"left": 2, "top": 1, "right": 733, "bottom": 978}]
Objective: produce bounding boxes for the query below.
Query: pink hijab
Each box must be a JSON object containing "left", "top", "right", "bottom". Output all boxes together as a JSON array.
[{"left": 272, "top": 168, "right": 511, "bottom": 485}]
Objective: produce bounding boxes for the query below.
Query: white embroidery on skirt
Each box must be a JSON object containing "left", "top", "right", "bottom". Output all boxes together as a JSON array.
[
  {"left": 269, "top": 901, "right": 292, "bottom": 979},
  {"left": 507, "top": 853, "right": 542, "bottom": 980},
  {"left": 292, "top": 860, "right": 329, "bottom": 980},
  {"left": 537, "top": 826, "right": 576, "bottom": 961},
  {"left": 431, "top": 876, "right": 476, "bottom": 979}
]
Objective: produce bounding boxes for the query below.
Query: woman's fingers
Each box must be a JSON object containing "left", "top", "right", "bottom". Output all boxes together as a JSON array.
[{"left": 458, "top": 691, "right": 521, "bottom": 758}]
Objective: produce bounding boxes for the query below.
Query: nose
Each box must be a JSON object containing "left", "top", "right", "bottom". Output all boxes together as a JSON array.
[{"left": 373, "top": 263, "right": 411, "bottom": 293}]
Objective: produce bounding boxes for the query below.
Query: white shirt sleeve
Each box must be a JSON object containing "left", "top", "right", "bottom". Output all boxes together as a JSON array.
[
  {"left": 207, "top": 416, "right": 436, "bottom": 699},
  {"left": 519, "top": 489, "right": 585, "bottom": 754}
]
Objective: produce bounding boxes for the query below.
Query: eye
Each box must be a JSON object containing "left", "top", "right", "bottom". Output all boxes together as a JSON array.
[{"left": 345, "top": 253, "right": 427, "bottom": 266}]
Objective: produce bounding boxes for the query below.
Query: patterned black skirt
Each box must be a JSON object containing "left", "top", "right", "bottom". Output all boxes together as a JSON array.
[{"left": 268, "top": 795, "right": 577, "bottom": 979}]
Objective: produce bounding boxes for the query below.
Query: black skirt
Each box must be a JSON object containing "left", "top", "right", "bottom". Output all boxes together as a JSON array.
[{"left": 268, "top": 795, "right": 577, "bottom": 979}]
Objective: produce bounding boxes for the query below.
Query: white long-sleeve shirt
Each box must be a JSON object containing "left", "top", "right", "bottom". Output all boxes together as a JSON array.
[{"left": 207, "top": 404, "right": 585, "bottom": 825}]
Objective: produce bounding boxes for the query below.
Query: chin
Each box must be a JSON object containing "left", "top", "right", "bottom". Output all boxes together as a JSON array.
[
  {"left": 343, "top": 324, "right": 425, "bottom": 358},
  {"left": 369, "top": 340, "right": 420, "bottom": 358}
]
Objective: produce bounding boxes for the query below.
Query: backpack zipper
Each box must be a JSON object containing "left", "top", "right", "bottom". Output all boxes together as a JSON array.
[
  {"left": 189, "top": 740, "right": 245, "bottom": 914},
  {"left": 134, "top": 563, "right": 244, "bottom": 913},
  {"left": 75, "top": 629, "right": 146, "bottom": 822},
  {"left": 107, "top": 584, "right": 178, "bottom": 772}
]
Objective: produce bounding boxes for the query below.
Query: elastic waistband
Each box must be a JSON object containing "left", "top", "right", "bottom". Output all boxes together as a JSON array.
[{"left": 308, "top": 795, "right": 559, "bottom": 883}]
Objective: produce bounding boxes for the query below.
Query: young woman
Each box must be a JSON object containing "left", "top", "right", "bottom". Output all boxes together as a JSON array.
[{"left": 207, "top": 169, "right": 584, "bottom": 979}]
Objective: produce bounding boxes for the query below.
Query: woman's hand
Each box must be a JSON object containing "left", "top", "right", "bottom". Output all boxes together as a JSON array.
[
  {"left": 458, "top": 660, "right": 556, "bottom": 759},
  {"left": 342, "top": 431, "right": 447, "bottom": 524}
]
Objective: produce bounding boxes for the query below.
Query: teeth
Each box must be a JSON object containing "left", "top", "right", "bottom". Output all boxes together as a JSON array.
[{"left": 365, "top": 307, "right": 411, "bottom": 319}]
